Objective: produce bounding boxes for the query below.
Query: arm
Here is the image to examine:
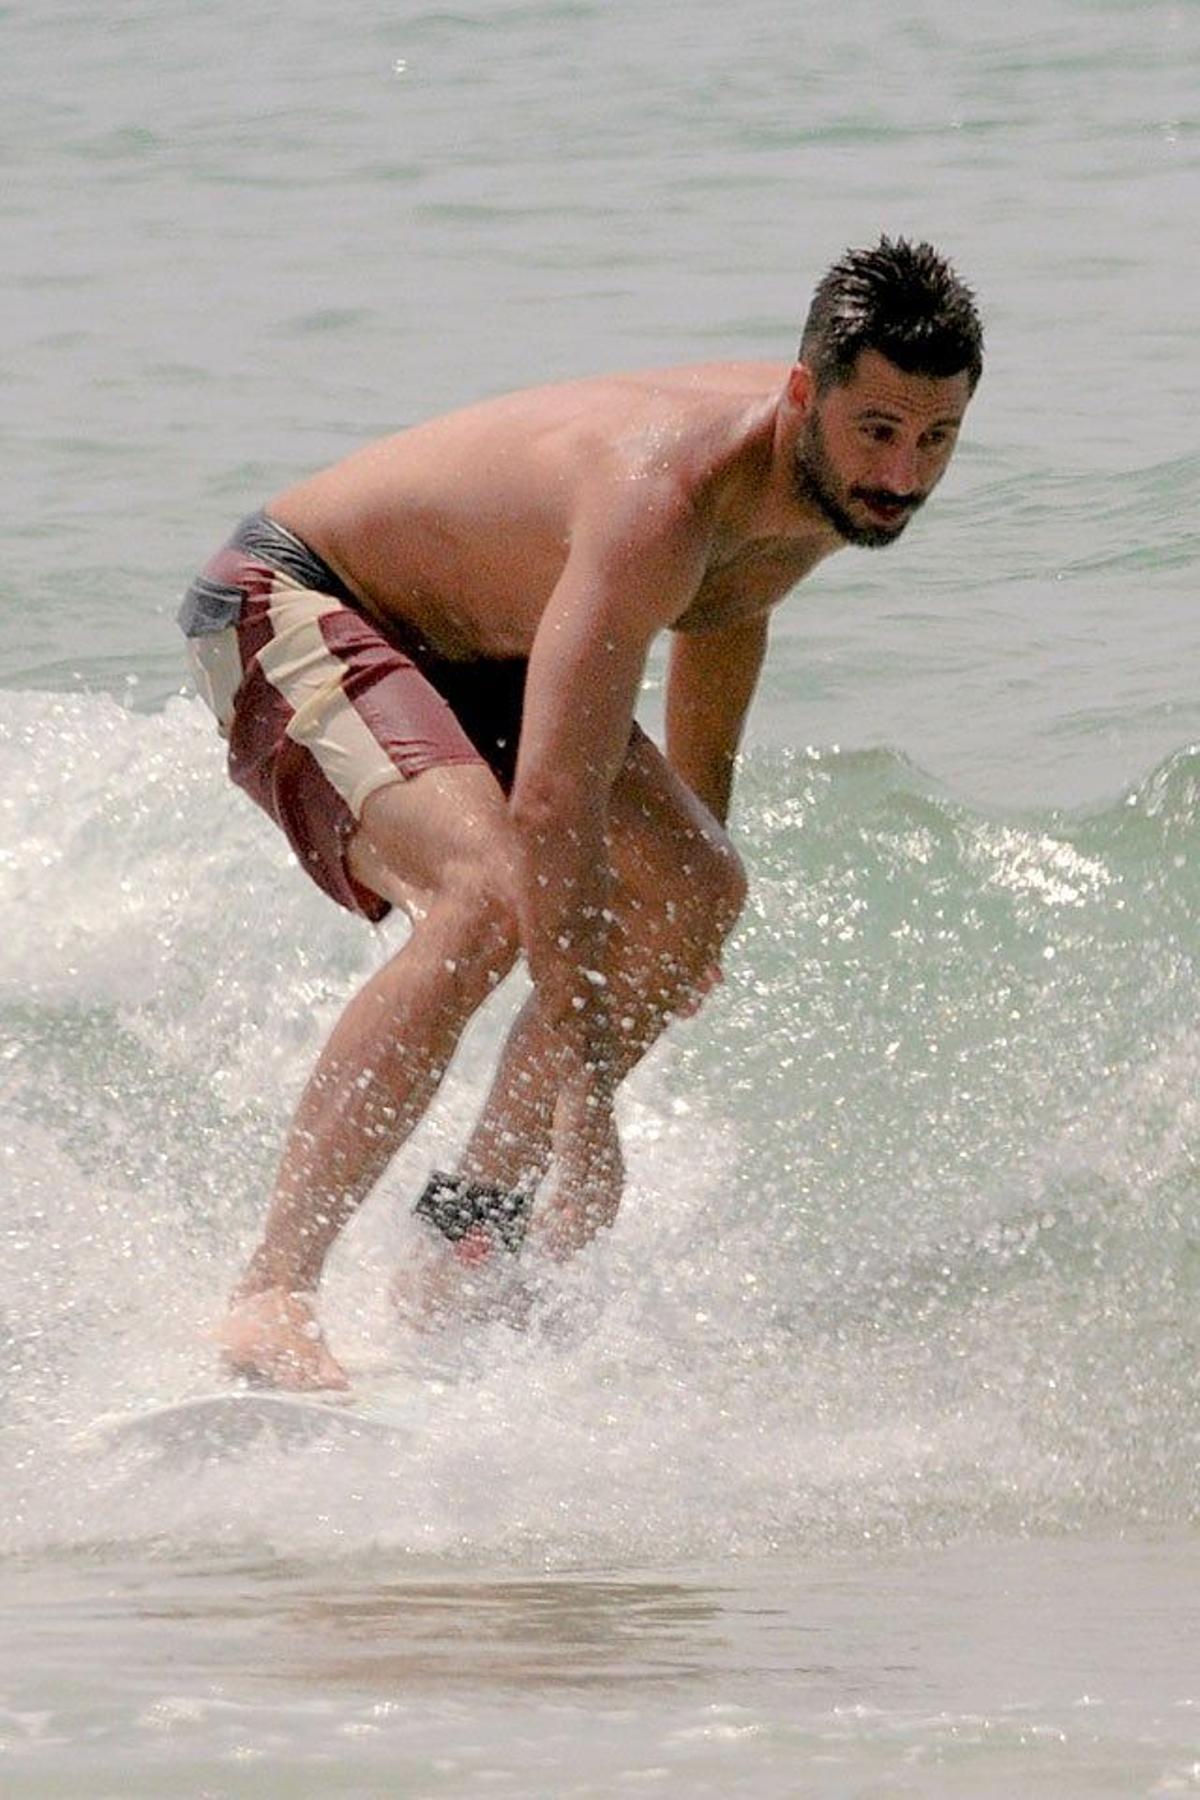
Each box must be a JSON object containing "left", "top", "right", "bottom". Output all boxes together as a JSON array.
[
  {"left": 509, "top": 491, "right": 709, "bottom": 1075},
  {"left": 665, "top": 612, "right": 770, "bottom": 826}
]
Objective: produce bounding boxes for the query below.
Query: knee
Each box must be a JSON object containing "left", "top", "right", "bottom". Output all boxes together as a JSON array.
[
  {"left": 711, "top": 841, "right": 749, "bottom": 937},
  {"left": 679, "top": 835, "right": 748, "bottom": 955},
  {"left": 620, "top": 841, "right": 746, "bottom": 1017},
  {"left": 435, "top": 860, "right": 522, "bottom": 979}
]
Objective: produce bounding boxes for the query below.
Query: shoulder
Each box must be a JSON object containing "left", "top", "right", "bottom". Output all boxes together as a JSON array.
[{"left": 570, "top": 453, "right": 713, "bottom": 575}]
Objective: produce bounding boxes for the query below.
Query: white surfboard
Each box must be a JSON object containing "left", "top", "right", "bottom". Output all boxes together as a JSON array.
[{"left": 89, "top": 1387, "right": 410, "bottom": 1458}]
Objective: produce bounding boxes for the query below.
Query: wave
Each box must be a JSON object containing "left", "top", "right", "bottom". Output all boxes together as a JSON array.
[{"left": 1, "top": 694, "right": 1197, "bottom": 1565}]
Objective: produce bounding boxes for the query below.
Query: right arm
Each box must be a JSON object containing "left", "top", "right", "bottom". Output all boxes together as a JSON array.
[{"left": 508, "top": 487, "right": 710, "bottom": 1081}]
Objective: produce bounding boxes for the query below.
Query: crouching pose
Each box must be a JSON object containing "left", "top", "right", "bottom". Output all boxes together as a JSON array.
[{"left": 181, "top": 237, "right": 983, "bottom": 1387}]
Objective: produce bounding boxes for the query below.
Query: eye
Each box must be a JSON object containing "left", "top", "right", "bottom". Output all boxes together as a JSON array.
[{"left": 863, "top": 423, "right": 895, "bottom": 444}]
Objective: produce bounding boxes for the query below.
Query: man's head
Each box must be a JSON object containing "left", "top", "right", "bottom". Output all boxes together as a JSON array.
[
  {"left": 800, "top": 236, "right": 983, "bottom": 397},
  {"left": 791, "top": 237, "right": 983, "bottom": 548}
]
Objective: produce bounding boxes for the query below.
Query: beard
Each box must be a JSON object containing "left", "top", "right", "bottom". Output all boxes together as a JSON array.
[{"left": 792, "top": 412, "right": 927, "bottom": 549}]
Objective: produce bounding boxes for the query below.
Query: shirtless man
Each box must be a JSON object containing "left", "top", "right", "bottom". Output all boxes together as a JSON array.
[{"left": 181, "top": 236, "right": 983, "bottom": 1388}]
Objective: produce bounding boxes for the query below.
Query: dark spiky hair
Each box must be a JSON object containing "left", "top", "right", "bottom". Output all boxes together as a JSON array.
[{"left": 800, "top": 237, "right": 983, "bottom": 393}]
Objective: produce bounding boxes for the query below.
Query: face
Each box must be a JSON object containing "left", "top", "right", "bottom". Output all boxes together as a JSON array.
[{"left": 791, "top": 348, "right": 971, "bottom": 549}]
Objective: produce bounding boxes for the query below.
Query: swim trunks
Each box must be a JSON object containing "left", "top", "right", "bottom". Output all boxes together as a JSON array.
[{"left": 179, "top": 511, "right": 527, "bottom": 919}]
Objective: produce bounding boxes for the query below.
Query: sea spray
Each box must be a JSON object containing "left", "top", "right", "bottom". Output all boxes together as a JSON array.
[{"left": 1, "top": 696, "right": 1197, "bottom": 1566}]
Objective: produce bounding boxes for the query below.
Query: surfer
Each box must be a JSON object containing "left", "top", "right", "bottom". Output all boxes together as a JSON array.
[{"left": 180, "top": 236, "right": 983, "bottom": 1387}]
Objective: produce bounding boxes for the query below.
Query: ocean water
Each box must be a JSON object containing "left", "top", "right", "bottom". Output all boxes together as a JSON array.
[{"left": 2, "top": 0, "right": 1199, "bottom": 1794}]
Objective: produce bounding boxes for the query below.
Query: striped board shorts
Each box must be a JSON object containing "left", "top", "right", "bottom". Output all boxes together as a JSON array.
[{"left": 179, "top": 512, "right": 527, "bottom": 919}]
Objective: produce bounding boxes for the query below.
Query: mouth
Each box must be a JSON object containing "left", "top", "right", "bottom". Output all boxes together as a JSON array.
[{"left": 854, "top": 491, "right": 916, "bottom": 529}]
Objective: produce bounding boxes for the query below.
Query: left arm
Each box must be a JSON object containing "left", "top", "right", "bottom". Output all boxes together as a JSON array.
[{"left": 665, "top": 612, "right": 770, "bottom": 826}]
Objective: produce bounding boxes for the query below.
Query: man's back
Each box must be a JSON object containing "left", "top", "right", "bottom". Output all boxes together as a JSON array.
[{"left": 267, "top": 361, "right": 790, "bottom": 658}]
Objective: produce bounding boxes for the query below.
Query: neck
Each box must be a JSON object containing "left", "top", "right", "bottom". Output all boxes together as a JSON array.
[{"left": 711, "top": 401, "right": 843, "bottom": 561}]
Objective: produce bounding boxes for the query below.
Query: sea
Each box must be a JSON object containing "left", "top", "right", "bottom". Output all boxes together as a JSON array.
[{"left": 2, "top": 0, "right": 1198, "bottom": 1794}]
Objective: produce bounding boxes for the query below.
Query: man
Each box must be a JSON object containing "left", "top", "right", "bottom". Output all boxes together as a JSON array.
[{"left": 180, "top": 236, "right": 983, "bottom": 1389}]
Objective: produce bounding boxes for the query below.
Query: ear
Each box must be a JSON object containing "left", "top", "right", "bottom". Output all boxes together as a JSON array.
[{"left": 786, "top": 362, "right": 814, "bottom": 416}]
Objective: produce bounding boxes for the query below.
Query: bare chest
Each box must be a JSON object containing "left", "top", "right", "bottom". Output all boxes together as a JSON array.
[{"left": 674, "top": 536, "right": 822, "bottom": 633}]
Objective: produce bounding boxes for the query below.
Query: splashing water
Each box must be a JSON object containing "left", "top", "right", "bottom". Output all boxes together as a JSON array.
[{"left": 1, "top": 693, "right": 1198, "bottom": 1572}]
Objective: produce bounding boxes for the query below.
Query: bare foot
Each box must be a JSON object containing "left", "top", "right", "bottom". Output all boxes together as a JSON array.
[
  {"left": 390, "top": 1235, "right": 532, "bottom": 1331},
  {"left": 215, "top": 1287, "right": 350, "bottom": 1391}
]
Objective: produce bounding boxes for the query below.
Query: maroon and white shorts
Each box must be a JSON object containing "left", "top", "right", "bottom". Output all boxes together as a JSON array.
[{"left": 180, "top": 512, "right": 527, "bottom": 920}]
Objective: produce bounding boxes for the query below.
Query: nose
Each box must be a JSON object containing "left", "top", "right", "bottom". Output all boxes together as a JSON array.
[{"left": 879, "top": 441, "right": 920, "bottom": 495}]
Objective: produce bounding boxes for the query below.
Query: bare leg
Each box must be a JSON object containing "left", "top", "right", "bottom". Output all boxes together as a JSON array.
[
  {"left": 235, "top": 890, "right": 516, "bottom": 1296},
  {"left": 219, "top": 766, "right": 519, "bottom": 1388},
  {"left": 452, "top": 733, "right": 746, "bottom": 1261},
  {"left": 454, "top": 911, "right": 710, "bottom": 1264},
  {"left": 455, "top": 993, "right": 561, "bottom": 1191}
]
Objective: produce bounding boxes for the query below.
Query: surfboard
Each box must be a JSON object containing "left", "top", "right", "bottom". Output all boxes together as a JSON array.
[{"left": 89, "top": 1387, "right": 410, "bottom": 1459}]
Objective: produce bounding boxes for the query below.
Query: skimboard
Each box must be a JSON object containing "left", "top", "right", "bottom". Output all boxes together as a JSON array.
[{"left": 88, "top": 1385, "right": 411, "bottom": 1459}]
